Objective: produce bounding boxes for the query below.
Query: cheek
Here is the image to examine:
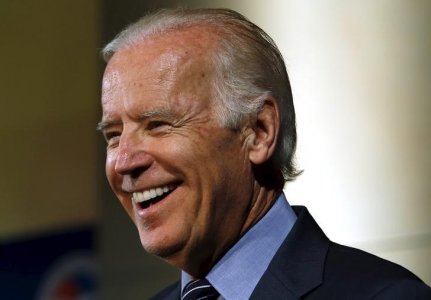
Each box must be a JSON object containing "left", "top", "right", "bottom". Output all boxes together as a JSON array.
[
  {"left": 105, "top": 151, "right": 115, "bottom": 171},
  {"left": 105, "top": 151, "right": 119, "bottom": 189},
  {"left": 105, "top": 151, "right": 135, "bottom": 219},
  {"left": 153, "top": 138, "right": 200, "bottom": 172}
]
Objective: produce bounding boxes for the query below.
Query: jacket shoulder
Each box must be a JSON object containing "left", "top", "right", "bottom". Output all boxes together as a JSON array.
[
  {"left": 311, "top": 242, "right": 431, "bottom": 299},
  {"left": 326, "top": 242, "right": 420, "bottom": 280}
]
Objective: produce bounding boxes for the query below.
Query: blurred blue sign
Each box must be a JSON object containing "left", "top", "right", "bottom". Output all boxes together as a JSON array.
[{"left": 0, "top": 227, "right": 97, "bottom": 300}]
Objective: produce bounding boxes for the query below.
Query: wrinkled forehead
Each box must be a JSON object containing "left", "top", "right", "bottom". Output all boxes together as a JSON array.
[{"left": 102, "top": 26, "right": 221, "bottom": 96}]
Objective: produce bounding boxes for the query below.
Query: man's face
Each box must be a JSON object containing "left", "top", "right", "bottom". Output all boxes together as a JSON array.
[{"left": 100, "top": 29, "right": 255, "bottom": 274}]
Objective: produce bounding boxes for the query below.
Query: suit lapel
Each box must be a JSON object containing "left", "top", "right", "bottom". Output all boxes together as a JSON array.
[{"left": 250, "top": 206, "right": 330, "bottom": 299}]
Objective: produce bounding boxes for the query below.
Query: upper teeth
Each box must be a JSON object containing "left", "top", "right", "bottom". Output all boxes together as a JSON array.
[{"left": 132, "top": 185, "right": 174, "bottom": 203}]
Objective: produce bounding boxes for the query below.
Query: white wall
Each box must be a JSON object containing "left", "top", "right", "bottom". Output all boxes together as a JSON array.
[{"left": 196, "top": 0, "right": 431, "bottom": 284}]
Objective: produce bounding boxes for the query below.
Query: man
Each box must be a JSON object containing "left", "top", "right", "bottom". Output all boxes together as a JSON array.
[{"left": 98, "top": 8, "right": 431, "bottom": 300}]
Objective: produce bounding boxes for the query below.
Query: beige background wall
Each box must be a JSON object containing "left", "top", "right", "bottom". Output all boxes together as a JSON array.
[{"left": 0, "top": 1, "right": 100, "bottom": 239}]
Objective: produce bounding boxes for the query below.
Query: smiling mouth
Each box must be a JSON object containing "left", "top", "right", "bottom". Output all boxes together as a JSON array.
[{"left": 132, "top": 184, "right": 176, "bottom": 209}]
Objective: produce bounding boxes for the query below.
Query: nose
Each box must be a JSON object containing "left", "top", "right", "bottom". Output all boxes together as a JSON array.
[{"left": 114, "top": 134, "right": 154, "bottom": 178}]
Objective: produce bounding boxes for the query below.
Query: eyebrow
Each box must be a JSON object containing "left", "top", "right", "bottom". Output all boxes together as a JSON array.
[
  {"left": 96, "top": 120, "right": 121, "bottom": 132},
  {"left": 96, "top": 108, "right": 178, "bottom": 131},
  {"left": 138, "top": 109, "right": 178, "bottom": 120}
]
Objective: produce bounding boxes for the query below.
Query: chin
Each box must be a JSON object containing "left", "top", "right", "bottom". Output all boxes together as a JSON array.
[{"left": 139, "top": 232, "right": 187, "bottom": 261}]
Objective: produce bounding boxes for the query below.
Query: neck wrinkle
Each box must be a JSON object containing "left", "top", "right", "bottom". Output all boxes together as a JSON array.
[{"left": 240, "top": 183, "right": 279, "bottom": 237}]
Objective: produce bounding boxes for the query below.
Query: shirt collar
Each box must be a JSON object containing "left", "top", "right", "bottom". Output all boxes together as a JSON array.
[{"left": 181, "top": 193, "right": 297, "bottom": 300}]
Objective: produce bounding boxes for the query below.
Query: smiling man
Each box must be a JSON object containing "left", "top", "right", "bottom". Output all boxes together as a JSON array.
[{"left": 98, "top": 8, "right": 431, "bottom": 300}]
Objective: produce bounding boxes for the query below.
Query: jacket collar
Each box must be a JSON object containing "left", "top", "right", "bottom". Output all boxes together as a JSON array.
[{"left": 251, "top": 206, "right": 330, "bottom": 299}]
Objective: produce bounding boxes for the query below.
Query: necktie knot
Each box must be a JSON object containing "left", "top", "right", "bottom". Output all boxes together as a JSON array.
[{"left": 181, "top": 279, "right": 219, "bottom": 300}]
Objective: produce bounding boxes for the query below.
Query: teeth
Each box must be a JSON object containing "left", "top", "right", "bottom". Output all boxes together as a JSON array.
[{"left": 132, "top": 185, "right": 175, "bottom": 203}]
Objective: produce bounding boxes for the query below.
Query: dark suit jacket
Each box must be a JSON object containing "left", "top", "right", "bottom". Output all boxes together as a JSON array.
[{"left": 151, "top": 206, "right": 431, "bottom": 299}]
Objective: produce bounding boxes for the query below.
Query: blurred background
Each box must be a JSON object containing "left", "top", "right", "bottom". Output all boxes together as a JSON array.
[{"left": 1, "top": 0, "right": 430, "bottom": 299}]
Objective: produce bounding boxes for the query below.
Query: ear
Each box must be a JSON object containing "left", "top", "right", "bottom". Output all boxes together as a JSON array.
[{"left": 248, "top": 97, "right": 280, "bottom": 165}]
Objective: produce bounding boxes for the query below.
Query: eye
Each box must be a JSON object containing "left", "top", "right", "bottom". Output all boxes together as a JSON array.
[
  {"left": 104, "top": 131, "right": 121, "bottom": 147},
  {"left": 147, "top": 120, "right": 171, "bottom": 131}
]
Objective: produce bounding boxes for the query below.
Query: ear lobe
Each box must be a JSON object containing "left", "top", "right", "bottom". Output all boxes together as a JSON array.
[{"left": 248, "top": 97, "right": 280, "bottom": 165}]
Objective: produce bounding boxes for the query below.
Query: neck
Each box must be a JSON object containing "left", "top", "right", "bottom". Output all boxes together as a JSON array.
[
  {"left": 165, "top": 183, "right": 281, "bottom": 278},
  {"left": 239, "top": 183, "right": 281, "bottom": 237}
]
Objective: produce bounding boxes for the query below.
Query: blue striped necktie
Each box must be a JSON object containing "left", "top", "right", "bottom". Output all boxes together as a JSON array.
[{"left": 181, "top": 279, "right": 219, "bottom": 300}]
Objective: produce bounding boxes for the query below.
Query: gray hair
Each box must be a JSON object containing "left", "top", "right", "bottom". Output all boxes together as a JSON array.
[{"left": 102, "top": 8, "right": 301, "bottom": 184}]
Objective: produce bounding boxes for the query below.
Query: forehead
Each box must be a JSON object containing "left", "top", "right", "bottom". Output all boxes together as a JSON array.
[
  {"left": 101, "top": 26, "right": 222, "bottom": 121},
  {"left": 103, "top": 27, "right": 219, "bottom": 88}
]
